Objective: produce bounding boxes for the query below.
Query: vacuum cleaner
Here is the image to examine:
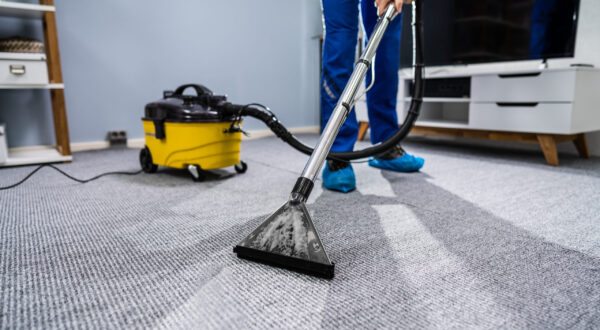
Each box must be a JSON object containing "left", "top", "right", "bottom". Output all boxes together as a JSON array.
[
  {"left": 140, "top": 84, "right": 247, "bottom": 181},
  {"left": 141, "top": 1, "right": 424, "bottom": 278}
]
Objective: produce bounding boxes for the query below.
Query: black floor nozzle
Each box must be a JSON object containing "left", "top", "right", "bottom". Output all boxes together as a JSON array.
[{"left": 234, "top": 201, "right": 334, "bottom": 279}]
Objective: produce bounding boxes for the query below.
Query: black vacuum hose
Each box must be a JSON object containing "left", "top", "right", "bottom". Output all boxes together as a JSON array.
[{"left": 223, "top": 0, "right": 423, "bottom": 161}]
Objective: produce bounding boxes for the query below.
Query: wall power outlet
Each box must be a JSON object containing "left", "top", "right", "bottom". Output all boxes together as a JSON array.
[{"left": 108, "top": 130, "right": 127, "bottom": 146}]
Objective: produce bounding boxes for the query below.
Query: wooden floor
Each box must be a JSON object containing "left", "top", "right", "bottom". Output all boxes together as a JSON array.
[{"left": 357, "top": 121, "right": 590, "bottom": 166}]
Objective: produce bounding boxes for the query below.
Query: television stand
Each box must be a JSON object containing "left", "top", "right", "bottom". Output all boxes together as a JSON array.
[
  {"left": 355, "top": 67, "right": 600, "bottom": 166},
  {"left": 357, "top": 124, "right": 589, "bottom": 166}
]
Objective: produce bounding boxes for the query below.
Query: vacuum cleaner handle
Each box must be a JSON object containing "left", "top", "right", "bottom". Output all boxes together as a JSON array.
[
  {"left": 291, "top": 3, "right": 397, "bottom": 201},
  {"left": 233, "top": 1, "right": 423, "bottom": 280},
  {"left": 173, "top": 84, "right": 213, "bottom": 96}
]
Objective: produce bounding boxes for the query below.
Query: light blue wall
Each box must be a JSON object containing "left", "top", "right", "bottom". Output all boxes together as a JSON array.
[{"left": 0, "top": 0, "right": 323, "bottom": 148}]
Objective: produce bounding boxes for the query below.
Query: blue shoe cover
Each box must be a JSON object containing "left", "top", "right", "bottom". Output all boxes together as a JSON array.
[
  {"left": 322, "top": 162, "right": 356, "bottom": 193},
  {"left": 368, "top": 152, "right": 424, "bottom": 172}
]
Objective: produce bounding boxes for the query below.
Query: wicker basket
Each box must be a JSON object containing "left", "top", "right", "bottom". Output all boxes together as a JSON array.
[{"left": 0, "top": 37, "right": 44, "bottom": 53}]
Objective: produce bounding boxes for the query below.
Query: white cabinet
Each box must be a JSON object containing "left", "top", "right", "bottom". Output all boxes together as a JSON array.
[
  {"left": 469, "top": 103, "right": 573, "bottom": 134},
  {"left": 355, "top": 67, "right": 600, "bottom": 165},
  {"left": 391, "top": 67, "right": 600, "bottom": 135},
  {"left": 468, "top": 68, "right": 600, "bottom": 135},
  {"left": 471, "top": 70, "right": 576, "bottom": 103}
]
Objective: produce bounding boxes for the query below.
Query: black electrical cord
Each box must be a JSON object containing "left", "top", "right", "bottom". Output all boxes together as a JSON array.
[
  {"left": 0, "top": 164, "right": 142, "bottom": 191},
  {"left": 219, "top": 0, "right": 424, "bottom": 161}
]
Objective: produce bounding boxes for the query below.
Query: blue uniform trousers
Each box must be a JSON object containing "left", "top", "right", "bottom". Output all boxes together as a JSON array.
[
  {"left": 321, "top": 0, "right": 403, "bottom": 152},
  {"left": 530, "top": 0, "right": 557, "bottom": 58}
]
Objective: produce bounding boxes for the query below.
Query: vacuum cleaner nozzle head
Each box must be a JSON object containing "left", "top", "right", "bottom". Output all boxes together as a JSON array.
[{"left": 234, "top": 201, "right": 334, "bottom": 279}]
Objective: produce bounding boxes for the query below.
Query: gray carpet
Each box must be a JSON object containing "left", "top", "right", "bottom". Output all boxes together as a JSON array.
[{"left": 1, "top": 135, "right": 600, "bottom": 329}]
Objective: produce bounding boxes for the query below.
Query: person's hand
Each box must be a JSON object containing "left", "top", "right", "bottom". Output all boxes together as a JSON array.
[{"left": 375, "top": 0, "right": 414, "bottom": 16}]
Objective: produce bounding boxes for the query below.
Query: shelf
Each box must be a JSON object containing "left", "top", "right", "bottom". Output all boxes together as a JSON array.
[
  {"left": 0, "top": 83, "right": 64, "bottom": 89},
  {"left": 1, "top": 147, "right": 71, "bottom": 167},
  {"left": 0, "top": 1, "right": 54, "bottom": 19},
  {"left": 404, "top": 97, "right": 471, "bottom": 103},
  {"left": 408, "top": 101, "right": 470, "bottom": 127},
  {"left": 0, "top": 52, "right": 46, "bottom": 60},
  {"left": 414, "top": 120, "right": 471, "bottom": 129}
]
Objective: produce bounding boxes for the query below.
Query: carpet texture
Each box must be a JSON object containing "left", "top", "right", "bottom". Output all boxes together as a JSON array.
[{"left": 1, "top": 135, "right": 600, "bottom": 329}]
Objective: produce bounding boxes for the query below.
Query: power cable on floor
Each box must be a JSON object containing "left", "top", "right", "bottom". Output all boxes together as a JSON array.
[{"left": 0, "top": 164, "right": 142, "bottom": 191}]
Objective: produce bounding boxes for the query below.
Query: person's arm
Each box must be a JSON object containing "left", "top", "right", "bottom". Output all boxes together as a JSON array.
[{"left": 375, "top": 0, "right": 414, "bottom": 16}]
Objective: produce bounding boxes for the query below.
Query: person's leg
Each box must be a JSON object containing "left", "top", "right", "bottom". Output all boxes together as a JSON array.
[
  {"left": 321, "top": 0, "right": 360, "bottom": 192},
  {"left": 361, "top": 1, "right": 424, "bottom": 172},
  {"left": 321, "top": 0, "right": 360, "bottom": 153},
  {"left": 530, "top": 0, "right": 557, "bottom": 58},
  {"left": 361, "top": 0, "right": 402, "bottom": 143}
]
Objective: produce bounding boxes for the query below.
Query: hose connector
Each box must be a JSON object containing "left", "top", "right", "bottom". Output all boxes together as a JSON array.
[{"left": 289, "top": 177, "right": 314, "bottom": 204}]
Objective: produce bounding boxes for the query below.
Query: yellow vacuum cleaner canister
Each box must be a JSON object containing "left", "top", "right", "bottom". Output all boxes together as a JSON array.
[{"left": 139, "top": 84, "right": 246, "bottom": 180}]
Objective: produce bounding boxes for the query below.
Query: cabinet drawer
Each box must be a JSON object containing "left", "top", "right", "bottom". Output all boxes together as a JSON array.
[
  {"left": 470, "top": 103, "right": 573, "bottom": 134},
  {"left": 472, "top": 71, "right": 575, "bottom": 102},
  {"left": 0, "top": 59, "right": 49, "bottom": 85}
]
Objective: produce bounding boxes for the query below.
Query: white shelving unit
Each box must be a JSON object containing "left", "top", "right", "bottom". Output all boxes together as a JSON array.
[
  {"left": 0, "top": 0, "right": 72, "bottom": 167},
  {"left": 0, "top": 1, "right": 54, "bottom": 19},
  {"left": 0, "top": 83, "right": 63, "bottom": 89},
  {"left": 0, "top": 51, "right": 45, "bottom": 60}
]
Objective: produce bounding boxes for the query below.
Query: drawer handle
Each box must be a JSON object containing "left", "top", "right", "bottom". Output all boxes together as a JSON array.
[
  {"left": 496, "top": 102, "right": 539, "bottom": 107},
  {"left": 9, "top": 65, "right": 26, "bottom": 75},
  {"left": 498, "top": 72, "right": 541, "bottom": 79}
]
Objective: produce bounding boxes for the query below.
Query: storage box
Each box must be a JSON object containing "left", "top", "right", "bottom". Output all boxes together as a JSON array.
[
  {"left": 0, "top": 52, "right": 49, "bottom": 85},
  {"left": 0, "top": 123, "right": 7, "bottom": 164}
]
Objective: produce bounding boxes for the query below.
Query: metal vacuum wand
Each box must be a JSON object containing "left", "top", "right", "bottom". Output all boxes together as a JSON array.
[
  {"left": 234, "top": 4, "right": 398, "bottom": 279},
  {"left": 291, "top": 4, "right": 397, "bottom": 203}
]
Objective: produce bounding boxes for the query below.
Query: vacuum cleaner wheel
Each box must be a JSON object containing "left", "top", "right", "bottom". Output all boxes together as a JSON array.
[
  {"left": 139, "top": 146, "right": 158, "bottom": 173},
  {"left": 234, "top": 161, "right": 247, "bottom": 174},
  {"left": 188, "top": 164, "right": 207, "bottom": 182}
]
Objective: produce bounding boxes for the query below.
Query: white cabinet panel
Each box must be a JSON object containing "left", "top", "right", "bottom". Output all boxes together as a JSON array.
[
  {"left": 472, "top": 70, "right": 576, "bottom": 103},
  {"left": 470, "top": 103, "right": 573, "bottom": 134}
]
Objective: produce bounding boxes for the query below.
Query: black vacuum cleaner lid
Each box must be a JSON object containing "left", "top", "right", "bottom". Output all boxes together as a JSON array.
[{"left": 143, "top": 84, "right": 237, "bottom": 123}]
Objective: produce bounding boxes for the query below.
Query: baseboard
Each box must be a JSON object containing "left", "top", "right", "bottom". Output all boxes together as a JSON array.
[
  {"left": 70, "top": 141, "right": 110, "bottom": 152},
  {"left": 12, "top": 126, "right": 599, "bottom": 157},
  {"left": 8, "top": 145, "right": 57, "bottom": 153},
  {"left": 68, "top": 126, "right": 320, "bottom": 152},
  {"left": 70, "top": 139, "right": 146, "bottom": 152}
]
